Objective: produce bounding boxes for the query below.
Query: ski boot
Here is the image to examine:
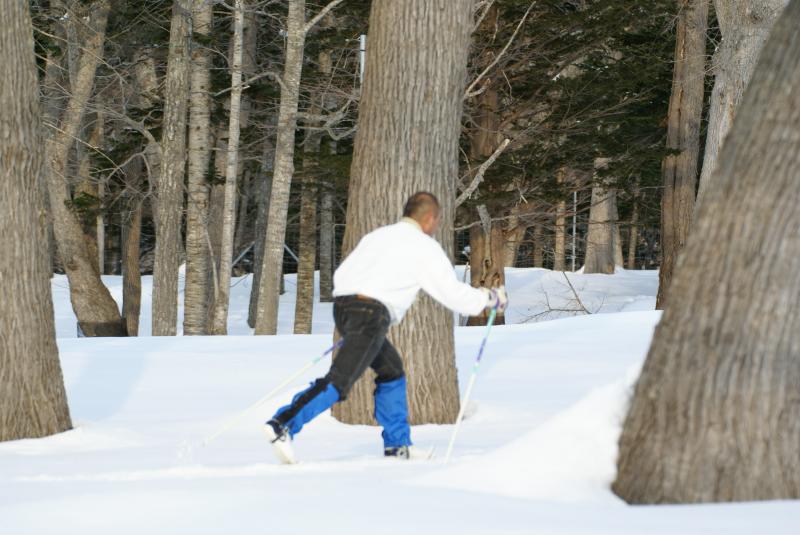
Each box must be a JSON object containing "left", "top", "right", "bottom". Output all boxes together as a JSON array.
[{"left": 263, "top": 420, "right": 296, "bottom": 465}]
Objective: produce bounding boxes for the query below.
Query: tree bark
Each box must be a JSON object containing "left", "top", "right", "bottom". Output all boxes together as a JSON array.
[
  {"left": 612, "top": 194, "right": 624, "bottom": 268},
  {"left": 584, "top": 157, "right": 617, "bottom": 275},
  {"left": 332, "top": 0, "right": 474, "bottom": 425},
  {"left": 502, "top": 209, "right": 526, "bottom": 268},
  {"left": 209, "top": 0, "right": 245, "bottom": 335},
  {"left": 253, "top": 0, "right": 308, "bottom": 335},
  {"left": 294, "top": 135, "right": 320, "bottom": 334},
  {"left": 318, "top": 178, "right": 335, "bottom": 302},
  {"left": 248, "top": 135, "right": 275, "bottom": 326},
  {"left": 658, "top": 0, "right": 709, "bottom": 307},
  {"left": 613, "top": 0, "right": 800, "bottom": 503},
  {"left": 122, "top": 196, "right": 143, "bottom": 337},
  {"left": 584, "top": 186, "right": 617, "bottom": 274},
  {"left": 183, "top": 0, "right": 214, "bottom": 335},
  {"left": 152, "top": 0, "right": 191, "bottom": 336},
  {"left": 531, "top": 224, "right": 544, "bottom": 268},
  {"left": 75, "top": 111, "right": 105, "bottom": 272},
  {"left": 697, "top": 0, "right": 788, "bottom": 199},
  {"left": 627, "top": 193, "right": 640, "bottom": 270},
  {"left": 1, "top": 0, "right": 72, "bottom": 440},
  {"left": 554, "top": 169, "right": 568, "bottom": 271},
  {"left": 44, "top": 0, "right": 125, "bottom": 337},
  {"left": 467, "top": 222, "right": 507, "bottom": 327}
]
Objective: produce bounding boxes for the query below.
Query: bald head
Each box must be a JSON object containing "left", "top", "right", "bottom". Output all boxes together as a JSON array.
[
  {"left": 403, "top": 192, "right": 441, "bottom": 236},
  {"left": 403, "top": 192, "right": 439, "bottom": 219}
]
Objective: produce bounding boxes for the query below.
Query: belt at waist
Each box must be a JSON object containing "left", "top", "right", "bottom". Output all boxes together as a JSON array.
[{"left": 334, "top": 294, "right": 383, "bottom": 306}]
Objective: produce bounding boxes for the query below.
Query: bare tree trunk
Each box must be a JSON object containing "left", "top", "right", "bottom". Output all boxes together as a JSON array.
[
  {"left": 317, "top": 57, "right": 336, "bottom": 304},
  {"left": 205, "top": 134, "right": 226, "bottom": 329},
  {"left": 614, "top": 0, "right": 800, "bottom": 503},
  {"left": 554, "top": 169, "right": 568, "bottom": 271},
  {"left": 584, "top": 158, "right": 616, "bottom": 275},
  {"left": 253, "top": 0, "right": 308, "bottom": 335},
  {"left": 332, "top": 0, "right": 474, "bottom": 425},
  {"left": 502, "top": 208, "right": 526, "bottom": 268},
  {"left": 584, "top": 186, "right": 617, "bottom": 274},
  {"left": 612, "top": 194, "right": 624, "bottom": 268},
  {"left": 658, "top": 0, "right": 709, "bottom": 307},
  {"left": 531, "top": 224, "right": 544, "bottom": 268},
  {"left": 209, "top": 0, "right": 245, "bottom": 335},
  {"left": 75, "top": 111, "right": 105, "bottom": 271},
  {"left": 248, "top": 135, "right": 275, "bottom": 326},
  {"left": 152, "top": 0, "right": 191, "bottom": 336},
  {"left": 467, "top": 221, "right": 507, "bottom": 327},
  {"left": 232, "top": 9, "right": 259, "bottom": 262},
  {"left": 627, "top": 195, "right": 639, "bottom": 270},
  {"left": 1, "top": 0, "right": 72, "bottom": 440},
  {"left": 234, "top": 169, "right": 251, "bottom": 257},
  {"left": 122, "top": 196, "right": 143, "bottom": 337},
  {"left": 318, "top": 172, "right": 335, "bottom": 302},
  {"left": 44, "top": 0, "right": 125, "bottom": 337},
  {"left": 697, "top": 0, "right": 788, "bottom": 199},
  {"left": 294, "top": 134, "right": 320, "bottom": 334},
  {"left": 183, "top": 0, "right": 214, "bottom": 335}
]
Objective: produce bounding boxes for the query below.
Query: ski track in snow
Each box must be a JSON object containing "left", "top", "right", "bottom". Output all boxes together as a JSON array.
[{"left": 2, "top": 268, "right": 799, "bottom": 534}]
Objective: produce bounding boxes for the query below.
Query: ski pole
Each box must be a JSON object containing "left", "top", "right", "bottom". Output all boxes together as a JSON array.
[
  {"left": 444, "top": 308, "right": 497, "bottom": 464},
  {"left": 202, "top": 339, "right": 344, "bottom": 447}
]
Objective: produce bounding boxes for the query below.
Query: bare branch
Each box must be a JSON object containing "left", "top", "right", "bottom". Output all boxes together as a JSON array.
[
  {"left": 473, "top": 1, "right": 496, "bottom": 31},
  {"left": 464, "top": 1, "right": 536, "bottom": 99},
  {"left": 304, "top": 0, "right": 346, "bottom": 35},
  {"left": 561, "top": 272, "right": 590, "bottom": 314},
  {"left": 214, "top": 70, "right": 286, "bottom": 97},
  {"left": 455, "top": 138, "right": 510, "bottom": 207}
]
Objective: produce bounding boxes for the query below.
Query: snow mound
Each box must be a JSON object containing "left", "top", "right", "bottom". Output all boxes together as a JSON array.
[{"left": 420, "top": 369, "right": 642, "bottom": 503}]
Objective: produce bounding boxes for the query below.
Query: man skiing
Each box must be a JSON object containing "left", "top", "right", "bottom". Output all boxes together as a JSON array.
[{"left": 264, "top": 192, "right": 508, "bottom": 463}]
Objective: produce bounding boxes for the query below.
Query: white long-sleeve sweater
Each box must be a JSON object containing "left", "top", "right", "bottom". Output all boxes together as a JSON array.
[{"left": 332, "top": 218, "right": 488, "bottom": 323}]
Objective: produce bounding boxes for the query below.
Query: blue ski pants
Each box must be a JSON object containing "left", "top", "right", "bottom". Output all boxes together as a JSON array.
[{"left": 272, "top": 296, "right": 411, "bottom": 448}]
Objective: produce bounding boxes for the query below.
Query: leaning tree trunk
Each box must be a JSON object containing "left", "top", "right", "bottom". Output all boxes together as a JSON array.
[
  {"left": 332, "top": 0, "right": 474, "bottom": 425},
  {"left": 183, "top": 0, "right": 214, "bottom": 335},
  {"left": 697, "top": 0, "right": 788, "bottom": 199},
  {"left": 253, "top": 0, "right": 307, "bottom": 335},
  {"left": 44, "top": 0, "right": 125, "bottom": 337},
  {"left": 209, "top": 0, "right": 245, "bottom": 335},
  {"left": 152, "top": 0, "right": 191, "bottom": 336},
  {"left": 613, "top": 0, "right": 800, "bottom": 503},
  {"left": 1, "top": 0, "right": 72, "bottom": 440},
  {"left": 657, "top": 0, "right": 709, "bottom": 308}
]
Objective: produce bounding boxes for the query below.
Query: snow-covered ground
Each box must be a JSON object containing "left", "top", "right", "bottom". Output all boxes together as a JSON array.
[{"left": 3, "top": 268, "right": 798, "bottom": 534}]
